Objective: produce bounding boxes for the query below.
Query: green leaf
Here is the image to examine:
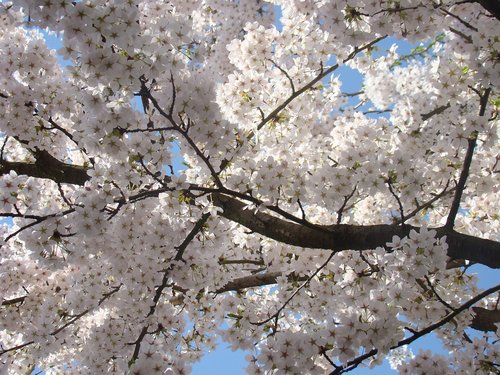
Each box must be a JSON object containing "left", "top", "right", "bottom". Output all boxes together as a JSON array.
[
  {"left": 344, "top": 5, "right": 363, "bottom": 22},
  {"left": 388, "top": 169, "right": 397, "bottom": 183},
  {"left": 352, "top": 161, "right": 362, "bottom": 170},
  {"left": 108, "top": 128, "right": 123, "bottom": 138},
  {"left": 239, "top": 91, "right": 252, "bottom": 102},
  {"left": 270, "top": 111, "right": 289, "bottom": 127}
]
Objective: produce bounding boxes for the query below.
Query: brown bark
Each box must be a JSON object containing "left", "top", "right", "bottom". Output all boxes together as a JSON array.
[
  {"left": 1, "top": 157, "right": 499, "bottom": 268},
  {"left": 0, "top": 150, "right": 88, "bottom": 185},
  {"left": 215, "top": 272, "right": 285, "bottom": 293},
  {"left": 212, "top": 193, "right": 500, "bottom": 269},
  {"left": 471, "top": 306, "right": 500, "bottom": 332}
]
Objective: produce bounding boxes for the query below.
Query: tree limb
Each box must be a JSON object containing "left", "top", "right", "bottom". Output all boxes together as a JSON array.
[
  {"left": 0, "top": 150, "right": 88, "bottom": 185},
  {"left": 471, "top": 306, "right": 500, "bottom": 332},
  {"left": 331, "top": 283, "right": 500, "bottom": 374},
  {"left": 212, "top": 193, "right": 500, "bottom": 268},
  {"left": 1, "top": 156, "right": 498, "bottom": 268},
  {"left": 128, "top": 213, "right": 210, "bottom": 367},
  {"left": 445, "top": 88, "right": 491, "bottom": 229}
]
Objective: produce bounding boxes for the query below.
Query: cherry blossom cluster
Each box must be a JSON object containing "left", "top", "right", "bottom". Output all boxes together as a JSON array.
[{"left": 0, "top": 1, "right": 498, "bottom": 374}]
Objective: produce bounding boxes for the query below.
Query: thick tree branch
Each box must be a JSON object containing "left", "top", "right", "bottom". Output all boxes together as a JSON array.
[
  {"left": 212, "top": 193, "right": 500, "bottom": 268},
  {"left": 214, "top": 272, "right": 284, "bottom": 293},
  {"left": 0, "top": 150, "right": 88, "bottom": 185},
  {"left": 1, "top": 156, "right": 498, "bottom": 268},
  {"left": 471, "top": 306, "right": 500, "bottom": 332}
]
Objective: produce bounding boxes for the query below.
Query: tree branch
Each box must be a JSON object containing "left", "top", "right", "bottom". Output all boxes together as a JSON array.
[
  {"left": 128, "top": 213, "right": 210, "bottom": 367},
  {"left": 174, "top": 270, "right": 500, "bottom": 332},
  {"left": 445, "top": 88, "right": 491, "bottom": 229},
  {"left": 212, "top": 193, "right": 500, "bottom": 268},
  {"left": 1, "top": 159, "right": 498, "bottom": 268},
  {"left": 471, "top": 306, "right": 500, "bottom": 332},
  {"left": 214, "top": 272, "right": 285, "bottom": 293},
  {"left": 219, "top": 36, "right": 386, "bottom": 172},
  {"left": 421, "top": 103, "right": 450, "bottom": 121},
  {"left": 0, "top": 150, "right": 88, "bottom": 185},
  {"left": 251, "top": 252, "right": 335, "bottom": 327},
  {"left": 331, "top": 283, "right": 500, "bottom": 374},
  {"left": 0, "top": 284, "right": 121, "bottom": 356}
]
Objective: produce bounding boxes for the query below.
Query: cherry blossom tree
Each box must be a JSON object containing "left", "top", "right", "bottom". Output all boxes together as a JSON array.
[{"left": 0, "top": 1, "right": 499, "bottom": 374}]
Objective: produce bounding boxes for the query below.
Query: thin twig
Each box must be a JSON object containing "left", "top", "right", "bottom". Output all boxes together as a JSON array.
[
  {"left": 396, "top": 181, "right": 452, "bottom": 224},
  {"left": 448, "top": 27, "right": 473, "bottom": 43},
  {"left": 297, "top": 198, "right": 307, "bottom": 221},
  {"left": 120, "top": 126, "right": 176, "bottom": 133},
  {"left": 145, "top": 91, "right": 224, "bottom": 188},
  {"left": 445, "top": 88, "right": 491, "bottom": 229},
  {"left": 139, "top": 159, "right": 168, "bottom": 188},
  {"left": 441, "top": 8, "right": 478, "bottom": 31},
  {"left": 57, "top": 183, "right": 73, "bottom": 207},
  {"left": 337, "top": 186, "right": 357, "bottom": 224},
  {"left": 0, "top": 284, "right": 121, "bottom": 356},
  {"left": 251, "top": 251, "right": 336, "bottom": 326},
  {"left": 423, "top": 276, "right": 454, "bottom": 310},
  {"left": 219, "top": 36, "right": 386, "bottom": 171},
  {"left": 387, "top": 179, "right": 405, "bottom": 226},
  {"left": 2, "top": 208, "right": 75, "bottom": 244},
  {"left": 47, "top": 117, "right": 77, "bottom": 145},
  {"left": 0, "top": 136, "right": 9, "bottom": 160},
  {"left": 330, "top": 283, "right": 500, "bottom": 374},
  {"left": 127, "top": 213, "right": 210, "bottom": 366},
  {"left": 342, "top": 91, "right": 363, "bottom": 97},
  {"left": 168, "top": 71, "right": 177, "bottom": 117},
  {"left": 219, "top": 259, "right": 265, "bottom": 266},
  {"left": 362, "top": 108, "right": 392, "bottom": 115},
  {"left": 421, "top": 103, "right": 451, "bottom": 121},
  {"left": 1, "top": 296, "right": 26, "bottom": 306},
  {"left": 267, "top": 58, "right": 296, "bottom": 93}
]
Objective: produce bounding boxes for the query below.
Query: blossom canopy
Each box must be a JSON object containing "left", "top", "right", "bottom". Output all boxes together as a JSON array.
[{"left": 0, "top": 1, "right": 499, "bottom": 374}]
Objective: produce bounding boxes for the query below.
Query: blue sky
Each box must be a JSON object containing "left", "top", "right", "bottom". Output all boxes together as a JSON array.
[{"left": 7, "top": 6, "right": 497, "bottom": 375}]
